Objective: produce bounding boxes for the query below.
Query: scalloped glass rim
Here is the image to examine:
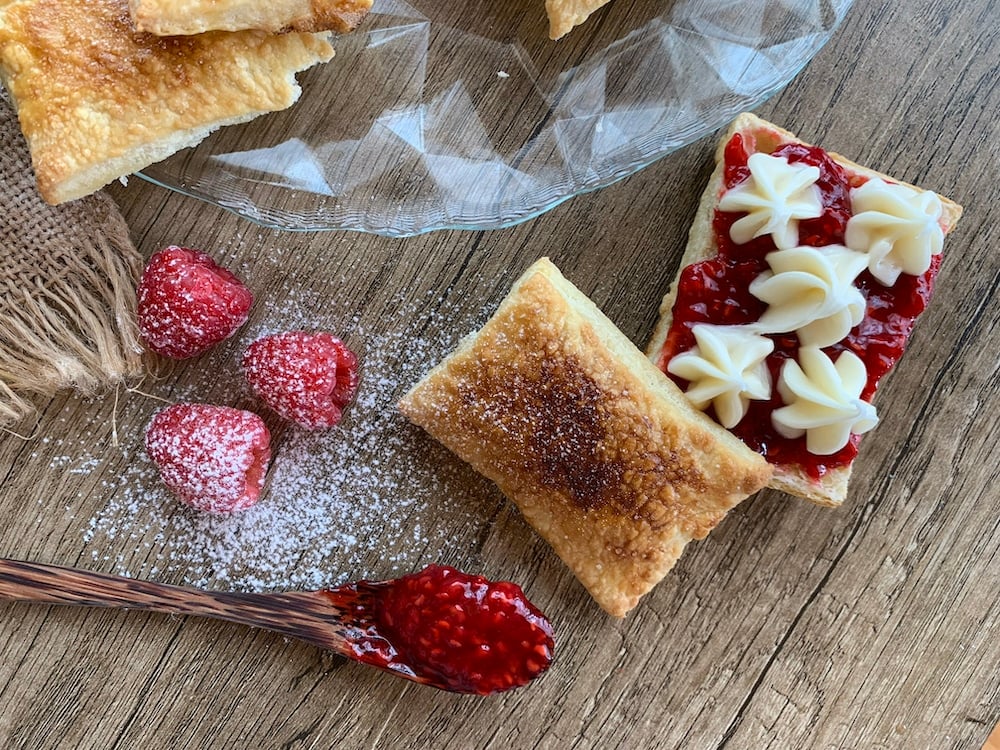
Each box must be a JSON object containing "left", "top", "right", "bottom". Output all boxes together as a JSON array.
[{"left": 138, "top": 0, "right": 852, "bottom": 237}]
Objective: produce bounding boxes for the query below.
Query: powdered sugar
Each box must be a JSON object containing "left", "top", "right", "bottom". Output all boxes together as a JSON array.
[{"left": 82, "top": 284, "right": 496, "bottom": 591}]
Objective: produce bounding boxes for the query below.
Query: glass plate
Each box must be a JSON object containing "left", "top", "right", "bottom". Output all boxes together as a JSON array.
[{"left": 138, "top": 0, "right": 852, "bottom": 236}]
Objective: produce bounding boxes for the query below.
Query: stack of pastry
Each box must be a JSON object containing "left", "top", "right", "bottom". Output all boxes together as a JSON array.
[
  {"left": 400, "top": 114, "right": 961, "bottom": 615},
  {"left": 400, "top": 258, "right": 773, "bottom": 617},
  {"left": 0, "top": 0, "right": 371, "bottom": 204}
]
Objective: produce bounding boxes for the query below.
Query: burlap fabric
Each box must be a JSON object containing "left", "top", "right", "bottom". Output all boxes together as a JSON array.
[{"left": 0, "top": 90, "right": 143, "bottom": 424}]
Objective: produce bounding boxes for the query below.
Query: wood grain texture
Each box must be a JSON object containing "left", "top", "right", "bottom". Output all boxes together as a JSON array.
[{"left": 1, "top": 0, "right": 998, "bottom": 748}]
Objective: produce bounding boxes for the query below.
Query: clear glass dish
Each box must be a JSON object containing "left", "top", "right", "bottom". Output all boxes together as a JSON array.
[{"left": 138, "top": 0, "right": 852, "bottom": 236}]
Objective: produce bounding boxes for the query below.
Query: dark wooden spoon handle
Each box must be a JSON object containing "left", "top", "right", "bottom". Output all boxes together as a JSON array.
[
  {"left": 0, "top": 559, "right": 553, "bottom": 693},
  {"left": 0, "top": 559, "right": 352, "bottom": 654}
]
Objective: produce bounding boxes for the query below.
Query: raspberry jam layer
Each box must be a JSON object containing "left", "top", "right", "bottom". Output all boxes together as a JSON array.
[
  {"left": 657, "top": 132, "right": 939, "bottom": 480},
  {"left": 329, "top": 564, "right": 555, "bottom": 695}
]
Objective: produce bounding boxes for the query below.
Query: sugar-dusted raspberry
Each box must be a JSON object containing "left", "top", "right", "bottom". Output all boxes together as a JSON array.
[
  {"left": 145, "top": 403, "right": 271, "bottom": 514},
  {"left": 242, "top": 331, "right": 359, "bottom": 430},
  {"left": 137, "top": 246, "right": 253, "bottom": 359}
]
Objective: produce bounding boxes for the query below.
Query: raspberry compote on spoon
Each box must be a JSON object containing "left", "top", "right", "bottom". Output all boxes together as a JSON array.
[{"left": 0, "top": 560, "right": 554, "bottom": 695}]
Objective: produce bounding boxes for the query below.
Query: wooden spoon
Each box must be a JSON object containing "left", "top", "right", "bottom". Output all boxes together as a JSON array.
[{"left": 0, "top": 559, "right": 555, "bottom": 695}]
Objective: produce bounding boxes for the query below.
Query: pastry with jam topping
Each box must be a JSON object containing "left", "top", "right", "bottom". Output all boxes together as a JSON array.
[
  {"left": 647, "top": 113, "right": 963, "bottom": 507},
  {"left": 400, "top": 257, "right": 771, "bottom": 617}
]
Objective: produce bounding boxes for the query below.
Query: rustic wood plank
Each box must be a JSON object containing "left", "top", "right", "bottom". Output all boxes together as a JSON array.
[{"left": 0, "top": 0, "right": 997, "bottom": 748}]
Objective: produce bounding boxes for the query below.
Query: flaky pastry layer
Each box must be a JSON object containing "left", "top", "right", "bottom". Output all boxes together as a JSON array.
[
  {"left": 0, "top": 0, "right": 334, "bottom": 204},
  {"left": 400, "top": 258, "right": 771, "bottom": 616},
  {"left": 545, "top": 0, "right": 614, "bottom": 39},
  {"left": 129, "top": 0, "right": 372, "bottom": 35}
]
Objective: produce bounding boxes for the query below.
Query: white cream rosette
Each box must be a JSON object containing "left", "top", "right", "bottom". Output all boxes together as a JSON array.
[
  {"left": 772, "top": 347, "right": 878, "bottom": 454},
  {"left": 749, "top": 244, "right": 868, "bottom": 347},
  {"left": 718, "top": 152, "right": 824, "bottom": 250},
  {"left": 667, "top": 324, "right": 774, "bottom": 428},
  {"left": 845, "top": 178, "right": 944, "bottom": 286}
]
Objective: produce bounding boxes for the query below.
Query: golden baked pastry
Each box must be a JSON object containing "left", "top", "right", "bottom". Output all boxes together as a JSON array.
[
  {"left": 399, "top": 258, "right": 772, "bottom": 617},
  {"left": 129, "top": 0, "right": 372, "bottom": 35},
  {"left": 545, "top": 0, "right": 613, "bottom": 39},
  {"left": 647, "top": 113, "right": 963, "bottom": 507},
  {"left": 0, "top": 0, "right": 334, "bottom": 205}
]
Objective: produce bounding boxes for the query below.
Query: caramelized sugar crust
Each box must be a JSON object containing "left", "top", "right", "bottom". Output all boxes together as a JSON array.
[
  {"left": 0, "top": 0, "right": 333, "bottom": 202},
  {"left": 401, "top": 259, "right": 771, "bottom": 616}
]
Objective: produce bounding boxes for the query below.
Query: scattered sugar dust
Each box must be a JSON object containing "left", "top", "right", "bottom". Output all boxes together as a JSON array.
[{"left": 81, "top": 282, "right": 498, "bottom": 591}]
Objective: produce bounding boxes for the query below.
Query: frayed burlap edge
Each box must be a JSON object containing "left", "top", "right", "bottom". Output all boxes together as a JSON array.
[
  {"left": 1, "top": 87, "right": 144, "bottom": 425},
  {"left": 1, "top": 193, "right": 144, "bottom": 425}
]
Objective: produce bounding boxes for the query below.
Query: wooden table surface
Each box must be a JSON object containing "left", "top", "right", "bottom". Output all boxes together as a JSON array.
[{"left": 1, "top": 0, "right": 998, "bottom": 748}]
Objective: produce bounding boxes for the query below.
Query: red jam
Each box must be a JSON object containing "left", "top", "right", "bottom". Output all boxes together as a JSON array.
[
  {"left": 333, "top": 564, "right": 555, "bottom": 695},
  {"left": 657, "top": 132, "right": 940, "bottom": 480}
]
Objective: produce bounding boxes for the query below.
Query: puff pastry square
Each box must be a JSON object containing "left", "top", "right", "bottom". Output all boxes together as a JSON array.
[
  {"left": 129, "top": 0, "right": 372, "bottom": 35},
  {"left": 399, "top": 258, "right": 772, "bottom": 617},
  {"left": 0, "top": 0, "right": 334, "bottom": 204}
]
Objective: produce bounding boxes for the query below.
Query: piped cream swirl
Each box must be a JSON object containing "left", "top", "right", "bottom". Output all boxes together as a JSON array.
[
  {"left": 667, "top": 324, "right": 773, "bottom": 428},
  {"left": 718, "top": 152, "right": 824, "bottom": 250},
  {"left": 749, "top": 245, "right": 868, "bottom": 347},
  {"left": 772, "top": 347, "right": 878, "bottom": 454},
  {"left": 845, "top": 178, "right": 944, "bottom": 286}
]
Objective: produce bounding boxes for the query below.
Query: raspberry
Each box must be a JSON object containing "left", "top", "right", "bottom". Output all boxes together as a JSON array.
[
  {"left": 145, "top": 403, "right": 271, "bottom": 514},
  {"left": 242, "top": 331, "right": 359, "bottom": 430},
  {"left": 137, "top": 246, "right": 253, "bottom": 359}
]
